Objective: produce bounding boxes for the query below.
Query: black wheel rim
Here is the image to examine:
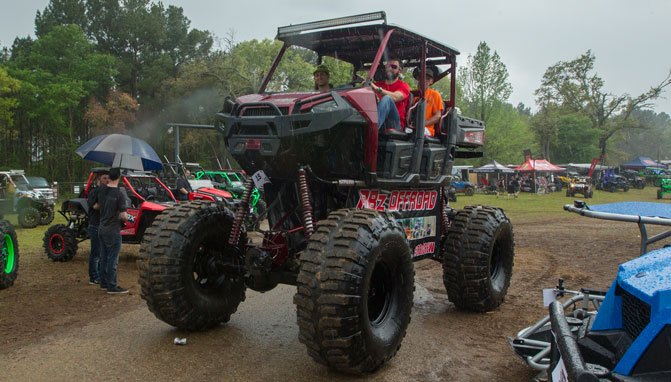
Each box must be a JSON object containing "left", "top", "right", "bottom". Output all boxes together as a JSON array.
[
  {"left": 490, "top": 231, "right": 508, "bottom": 293},
  {"left": 189, "top": 231, "right": 242, "bottom": 292},
  {"left": 368, "top": 261, "right": 393, "bottom": 326}
]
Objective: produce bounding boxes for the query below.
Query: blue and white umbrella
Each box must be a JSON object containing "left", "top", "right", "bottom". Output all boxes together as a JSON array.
[{"left": 75, "top": 134, "right": 163, "bottom": 171}]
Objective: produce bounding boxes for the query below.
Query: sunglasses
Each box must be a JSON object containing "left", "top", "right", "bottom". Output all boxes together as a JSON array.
[{"left": 386, "top": 64, "right": 399, "bottom": 69}]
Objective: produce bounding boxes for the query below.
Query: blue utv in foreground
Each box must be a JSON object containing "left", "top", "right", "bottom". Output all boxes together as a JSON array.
[{"left": 511, "top": 201, "right": 671, "bottom": 381}]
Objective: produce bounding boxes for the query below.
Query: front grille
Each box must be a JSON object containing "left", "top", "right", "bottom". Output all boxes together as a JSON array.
[
  {"left": 240, "top": 106, "right": 289, "bottom": 117},
  {"left": 621, "top": 288, "right": 650, "bottom": 339}
]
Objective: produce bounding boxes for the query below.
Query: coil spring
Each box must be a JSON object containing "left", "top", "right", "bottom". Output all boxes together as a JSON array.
[
  {"left": 228, "top": 178, "right": 254, "bottom": 245},
  {"left": 298, "top": 168, "right": 314, "bottom": 238},
  {"left": 441, "top": 188, "right": 450, "bottom": 236}
]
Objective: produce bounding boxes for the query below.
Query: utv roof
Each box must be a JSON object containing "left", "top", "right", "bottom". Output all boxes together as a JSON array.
[{"left": 276, "top": 11, "right": 460, "bottom": 67}]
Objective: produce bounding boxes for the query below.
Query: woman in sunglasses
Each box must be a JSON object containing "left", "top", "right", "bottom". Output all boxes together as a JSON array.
[{"left": 370, "top": 57, "right": 411, "bottom": 131}]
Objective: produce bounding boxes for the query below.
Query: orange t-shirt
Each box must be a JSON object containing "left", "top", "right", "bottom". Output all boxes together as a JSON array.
[{"left": 423, "top": 88, "right": 444, "bottom": 136}]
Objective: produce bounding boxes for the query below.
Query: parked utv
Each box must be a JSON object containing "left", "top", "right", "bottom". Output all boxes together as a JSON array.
[
  {"left": 451, "top": 174, "right": 475, "bottom": 196},
  {"left": 658, "top": 178, "right": 671, "bottom": 199},
  {"left": 0, "top": 219, "right": 18, "bottom": 289},
  {"left": 138, "top": 12, "right": 515, "bottom": 374},
  {"left": 621, "top": 169, "right": 645, "bottom": 189},
  {"left": 640, "top": 167, "right": 669, "bottom": 186},
  {"left": 0, "top": 170, "right": 55, "bottom": 228},
  {"left": 565, "top": 176, "right": 593, "bottom": 198},
  {"left": 597, "top": 172, "right": 630, "bottom": 193},
  {"left": 43, "top": 169, "right": 177, "bottom": 261}
]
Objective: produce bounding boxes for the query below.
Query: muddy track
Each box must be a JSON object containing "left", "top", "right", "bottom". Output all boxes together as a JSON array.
[{"left": 0, "top": 213, "right": 648, "bottom": 381}]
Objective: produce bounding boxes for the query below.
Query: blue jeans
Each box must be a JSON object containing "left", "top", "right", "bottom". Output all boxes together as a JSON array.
[
  {"left": 377, "top": 95, "right": 401, "bottom": 130},
  {"left": 99, "top": 230, "right": 122, "bottom": 289},
  {"left": 88, "top": 225, "right": 101, "bottom": 281}
]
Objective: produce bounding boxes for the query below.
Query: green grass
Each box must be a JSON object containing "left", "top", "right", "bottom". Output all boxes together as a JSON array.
[
  {"left": 6, "top": 186, "right": 665, "bottom": 254},
  {"left": 449, "top": 186, "right": 661, "bottom": 222}
]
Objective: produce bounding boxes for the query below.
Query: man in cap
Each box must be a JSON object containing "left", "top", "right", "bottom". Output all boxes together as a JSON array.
[
  {"left": 411, "top": 65, "right": 444, "bottom": 137},
  {"left": 370, "top": 57, "right": 411, "bottom": 132},
  {"left": 313, "top": 64, "right": 332, "bottom": 92}
]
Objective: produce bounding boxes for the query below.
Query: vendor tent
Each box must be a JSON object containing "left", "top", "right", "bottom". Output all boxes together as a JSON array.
[
  {"left": 473, "top": 160, "right": 514, "bottom": 173},
  {"left": 514, "top": 159, "right": 565, "bottom": 172},
  {"left": 621, "top": 156, "right": 664, "bottom": 169},
  {"left": 514, "top": 159, "right": 564, "bottom": 193}
]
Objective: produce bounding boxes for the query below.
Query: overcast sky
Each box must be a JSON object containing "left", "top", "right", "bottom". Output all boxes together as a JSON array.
[{"left": 2, "top": 0, "right": 670, "bottom": 114}]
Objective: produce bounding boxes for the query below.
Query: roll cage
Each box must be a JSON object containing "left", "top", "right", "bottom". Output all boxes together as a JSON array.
[{"left": 261, "top": 11, "right": 458, "bottom": 109}]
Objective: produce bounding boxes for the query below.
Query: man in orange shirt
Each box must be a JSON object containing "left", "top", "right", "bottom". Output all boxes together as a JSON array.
[{"left": 412, "top": 65, "right": 444, "bottom": 137}]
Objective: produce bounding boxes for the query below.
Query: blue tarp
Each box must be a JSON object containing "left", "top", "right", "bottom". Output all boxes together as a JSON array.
[
  {"left": 589, "top": 202, "right": 671, "bottom": 219},
  {"left": 621, "top": 156, "right": 664, "bottom": 169}
]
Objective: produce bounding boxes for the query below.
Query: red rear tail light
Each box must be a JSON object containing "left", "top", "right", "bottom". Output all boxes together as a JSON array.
[
  {"left": 464, "top": 131, "right": 485, "bottom": 145},
  {"left": 245, "top": 139, "right": 262, "bottom": 150}
]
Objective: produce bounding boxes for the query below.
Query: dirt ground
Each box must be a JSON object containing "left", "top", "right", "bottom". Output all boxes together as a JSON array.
[{"left": 0, "top": 212, "right": 651, "bottom": 381}]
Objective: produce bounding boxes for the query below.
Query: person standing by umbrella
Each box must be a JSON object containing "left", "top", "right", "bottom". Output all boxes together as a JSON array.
[
  {"left": 98, "top": 167, "right": 130, "bottom": 294},
  {"left": 87, "top": 169, "right": 109, "bottom": 285},
  {"left": 175, "top": 170, "right": 193, "bottom": 201}
]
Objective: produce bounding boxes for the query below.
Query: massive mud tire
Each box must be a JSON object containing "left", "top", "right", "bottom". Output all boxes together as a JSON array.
[
  {"left": 18, "top": 207, "right": 40, "bottom": 228},
  {"left": 138, "top": 201, "right": 246, "bottom": 331},
  {"left": 38, "top": 207, "right": 55, "bottom": 225},
  {"left": 0, "top": 220, "right": 19, "bottom": 289},
  {"left": 442, "top": 205, "right": 515, "bottom": 312},
  {"left": 294, "top": 209, "right": 414, "bottom": 374},
  {"left": 43, "top": 224, "right": 78, "bottom": 262}
]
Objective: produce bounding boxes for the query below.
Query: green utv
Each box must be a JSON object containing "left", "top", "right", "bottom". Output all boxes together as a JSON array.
[{"left": 138, "top": 12, "right": 515, "bottom": 374}]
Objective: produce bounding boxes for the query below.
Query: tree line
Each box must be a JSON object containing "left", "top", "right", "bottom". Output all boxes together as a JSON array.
[{"left": 1, "top": 0, "right": 670, "bottom": 182}]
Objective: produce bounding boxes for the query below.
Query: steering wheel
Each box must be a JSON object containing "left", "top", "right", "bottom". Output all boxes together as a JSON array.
[{"left": 144, "top": 194, "right": 155, "bottom": 201}]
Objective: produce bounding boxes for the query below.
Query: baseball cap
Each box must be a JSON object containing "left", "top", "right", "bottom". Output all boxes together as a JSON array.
[{"left": 313, "top": 64, "right": 330, "bottom": 76}]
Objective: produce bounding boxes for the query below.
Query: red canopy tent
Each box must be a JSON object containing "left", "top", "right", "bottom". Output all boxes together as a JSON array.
[
  {"left": 514, "top": 159, "right": 565, "bottom": 172},
  {"left": 515, "top": 159, "right": 564, "bottom": 193}
]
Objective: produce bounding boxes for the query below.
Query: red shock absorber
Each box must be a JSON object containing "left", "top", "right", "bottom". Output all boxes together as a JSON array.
[
  {"left": 228, "top": 177, "right": 254, "bottom": 245},
  {"left": 298, "top": 168, "right": 314, "bottom": 238}
]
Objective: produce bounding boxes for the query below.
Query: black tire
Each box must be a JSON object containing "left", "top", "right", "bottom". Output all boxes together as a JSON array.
[
  {"left": 43, "top": 224, "right": 78, "bottom": 261},
  {"left": 465, "top": 187, "right": 475, "bottom": 196},
  {"left": 18, "top": 207, "right": 40, "bottom": 228},
  {"left": 294, "top": 209, "right": 414, "bottom": 374},
  {"left": 39, "top": 207, "right": 55, "bottom": 225},
  {"left": 0, "top": 220, "right": 19, "bottom": 289},
  {"left": 658, "top": 190, "right": 663, "bottom": 199},
  {"left": 443, "top": 205, "right": 515, "bottom": 312},
  {"left": 654, "top": 179, "right": 662, "bottom": 187},
  {"left": 138, "top": 201, "right": 246, "bottom": 331}
]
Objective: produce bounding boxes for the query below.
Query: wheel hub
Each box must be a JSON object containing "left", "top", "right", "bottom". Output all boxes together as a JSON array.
[
  {"left": 2, "top": 234, "right": 14, "bottom": 274},
  {"left": 368, "top": 262, "right": 392, "bottom": 325}
]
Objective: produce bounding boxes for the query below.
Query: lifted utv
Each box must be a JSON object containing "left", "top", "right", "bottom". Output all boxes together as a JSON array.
[{"left": 138, "top": 12, "right": 515, "bottom": 374}]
